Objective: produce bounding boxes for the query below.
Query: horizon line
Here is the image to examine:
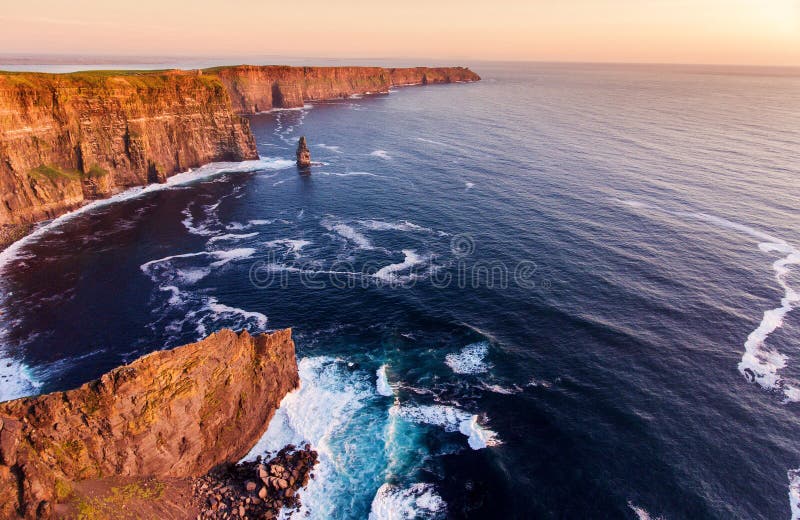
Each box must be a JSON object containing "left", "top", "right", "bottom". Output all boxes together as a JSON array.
[{"left": 0, "top": 53, "right": 799, "bottom": 71}]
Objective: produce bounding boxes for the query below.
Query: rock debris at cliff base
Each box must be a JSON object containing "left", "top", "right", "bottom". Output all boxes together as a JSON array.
[{"left": 193, "top": 444, "right": 318, "bottom": 519}]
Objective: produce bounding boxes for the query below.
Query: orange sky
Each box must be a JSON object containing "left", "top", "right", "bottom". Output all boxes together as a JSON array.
[{"left": 0, "top": 0, "right": 798, "bottom": 66}]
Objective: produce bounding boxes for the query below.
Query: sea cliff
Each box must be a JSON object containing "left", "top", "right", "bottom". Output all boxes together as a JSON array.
[
  {"left": 0, "top": 328, "right": 299, "bottom": 518},
  {"left": 0, "top": 71, "right": 258, "bottom": 231},
  {"left": 0, "top": 65, "right": 479, "bottom": 248},
  {"left": 212, "top": 65, "right": 481, "bottom": 114}
]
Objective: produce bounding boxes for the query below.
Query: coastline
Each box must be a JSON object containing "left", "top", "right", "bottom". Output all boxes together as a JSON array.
[
  {"left": 0, "top": 65, "right": 479, "bottom": 252},
  {"left": 0, "top": 329, "right": 303, "bottom": 518}
]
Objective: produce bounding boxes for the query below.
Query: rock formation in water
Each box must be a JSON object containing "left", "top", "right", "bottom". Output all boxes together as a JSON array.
[
  {"left": 0, "top": 65, "right": 480, "bottom": 249},
  {"left": 0, "top": 328, "right": 299, "bottom": 519},
  {"left": 296, "top": 136, "right": 312, "bottom": 168}
]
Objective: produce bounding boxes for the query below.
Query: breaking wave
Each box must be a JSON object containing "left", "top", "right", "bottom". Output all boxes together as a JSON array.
[
  {"left": 370, "top": 150, "right": 391, "bottom": 160},
  {"left": 0, "top": 157, "right": 292, "bottom": 273},
  {"left": 619, "top": 200, "right": 800, "bottom": 402},
  {"left": 445, "top": 341, "right": 490, "bottom": 374},
  {"left": 389, "top": 404, "right": 500, "bottom": 450},
  {"left": 368, "top": 483, "right": 445, "bottom": 520},
  {"left": 627, "top": 502, "right": 665, "bottom": 520},
  {"left": 374, "top": 250, "right": 425, "bottom": 284},
  {"left": 376, "top": 364, "right": 393, "bottom": 396}
]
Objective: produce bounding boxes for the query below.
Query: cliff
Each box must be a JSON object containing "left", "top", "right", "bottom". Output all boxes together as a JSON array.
[
  {"left": 0, "top": 71, "right": 259, "bottom": 229},
  {"left": 0, "top": 65, "right": 479, "bottom": 247},
  {"left": 0, "top": 328, "right": 299, "bottom": 518},
  {"left": 212, "top": 65, "right": 481, "bottom": 114}
]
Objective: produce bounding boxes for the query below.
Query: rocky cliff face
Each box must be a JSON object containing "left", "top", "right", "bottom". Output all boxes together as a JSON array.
[
  {"left": 213, "top": 65, "right": 481, "bottom": 114},
  {"left": 0, "top": 65, "right": 479, "bottom": 247},
  {"left": 0, "top": 328, "right": 299, "bottom": 519},
  {"left": 0, "top": 71, "right": 258, "bottom": 230}
]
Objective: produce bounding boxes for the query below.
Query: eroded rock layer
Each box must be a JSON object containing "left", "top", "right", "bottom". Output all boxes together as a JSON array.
[
  {"left": 0, "top": 71, "right": 259, "bottom": 229},
  {"left": 213, "top": 65, "right": 481, "bottom": 114},
  {"left": 0, "top": 328, "right": 299, "bottom": 519}
]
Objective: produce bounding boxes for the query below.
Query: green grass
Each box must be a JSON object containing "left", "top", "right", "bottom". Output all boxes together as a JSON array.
[
  {"left": 27, "top": 165, "right": 81, "bottom": 184},
  {"left": 85, "top": 164, "right": 109, "bottom": 178},
  {"left": 75, "top": 480, "right": 166, "bottom": 520}
]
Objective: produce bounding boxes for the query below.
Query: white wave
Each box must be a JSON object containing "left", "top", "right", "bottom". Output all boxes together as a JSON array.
[
  {"left": 368, "top": 483, "right": 445, "bottom": 520},
  {"left": 321, "top": 218, "right": 374, "bottom": 250},
  {"left": 465, "top": 182, "right": 475, "bottom": 190},
  {"left": 0, "top": 355, "right": 43, "bottom": 402},
  {"left": 445, "top": 341, "right": 489, "bottom": 374},
  {"left": 140, "top": 251, "right": 209, "bottom": 273},
  {"left": 181, "top": 204, "right": 218, "bottom": 236},
  {"left": 389, "top": 404, "right": 500, "bottom": 450},
  {"left": 370, "top": 150, "right": 391, "bottom": 160},
  {"left": 689, "top": 214, "right": 800, "bottom": 402},
  {"left": 619, "top": 201, "right": 800, "bottom": 402},
  {"left": 0, "top": 157, "right": 292, "bottom": 273},
  {"left": 317, "top": 144, "right": 342, "bottom": 153},
  {"left": 376, "top": 364, "right": 393, "bottom": 396},
  {"left": 206, "top": 298, "right": 267, "bottom": 330},
  {"left": 374, "top": 250, "right": 424, "bottom": 283},
  {"left": 356, "top": 219, "right": 432, "bottom": 233},
  {"left": 243, "top": 356, "right": 379, "bottom": 519},
  {"left": 264, "top": 239, "right": 312, "bottom": 254},
  {"left": 790, "top": 469, "right": 800, "bottom": 520},
  {"left": 315, "top": 171, "right": 382, "bottom": 178},
  {"left": 140, "top": 248, "right": 255, "bottom": 274},
  {"left": 258, "top": 104, "right": 313, "bottom": 114},
  {"left": 627, "top": 502, "right": 665, "bottom": 520},
  {"left": 226, "top": 219, "right": 274, "bottom": 231},
  {"left": 209, "top": 248, "right": 257, "bottom": 268},
  {"left": 207, "top": 232, "right": 259, "bottom": 244},
  {"left": 139, "top": 248, "right": 255, "bottom": 295}
]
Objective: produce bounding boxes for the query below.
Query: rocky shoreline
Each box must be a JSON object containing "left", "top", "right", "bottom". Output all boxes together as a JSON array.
[{"left": 193, "top": 444, "right": 318, "bottom": 519}]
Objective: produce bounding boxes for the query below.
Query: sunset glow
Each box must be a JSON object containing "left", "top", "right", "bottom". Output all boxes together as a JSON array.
[{"left": 0, "top": 0, "right": 798, "bottom": 65}]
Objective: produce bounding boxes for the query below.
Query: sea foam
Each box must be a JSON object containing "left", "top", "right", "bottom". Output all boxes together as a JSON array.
[
  {"left": 243, "top": 357, "right": 382, "bottom": 519},
  {"left": 620, "top": 200, "right": 800, "bottom": 402},
  {"left": 445, "top": 341, "right": 489, "bottom": 374},
  {"left": 790, "top": 469, "right": 800, "bottom": 520},
  {"left": 389, "top": 404, "right": 500, "bottom": 450},
  {"left": 374, "top": 250, "right": 424, "bottom": 284},
  {"left": 370, "top": 150, "right": 391, "bottom": 160},
  {"left": 0, "top": 355, "right": 43, "bottom": 402},
  {"left": 0, "top": 157, "right": 291, "bottom": 273},
  {"left": 321, "top": 218, "right": 374, "bottom": 250},
  {"left": 627, "top": 502, "right": 665, "bottom": 520},
  {"left": 376, "top": 364, "right": 393, "bottom": 396},
  {"left": 368, "top": 483, "right": 445, "bottom": 520}
]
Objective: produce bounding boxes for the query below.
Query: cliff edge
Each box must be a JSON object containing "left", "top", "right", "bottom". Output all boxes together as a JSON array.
[
  {"left": 0, "top": 71, "right": 259, "bottom": 231},
  {"left": 0, "top": 328, "right": 299, "bottom": 518},
  {"left": 212, "top": 65, "right": 481, "bottom": 114}
]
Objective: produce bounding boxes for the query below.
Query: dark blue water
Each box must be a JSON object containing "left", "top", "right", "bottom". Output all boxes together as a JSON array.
[{"left": 1, "top": 63, "right": 800, "bottom": 519}]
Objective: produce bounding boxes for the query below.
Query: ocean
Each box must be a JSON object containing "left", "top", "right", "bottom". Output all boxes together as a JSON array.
[{"left": 1, "top": 62, "right": 799, "bottom": 519}]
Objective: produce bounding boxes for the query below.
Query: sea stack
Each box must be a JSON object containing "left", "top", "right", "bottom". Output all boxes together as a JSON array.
[{"left": 296, "top": 136, "right": 312, "bottom": 168}]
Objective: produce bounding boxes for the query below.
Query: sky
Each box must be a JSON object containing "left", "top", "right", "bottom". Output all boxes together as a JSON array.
[{"left": 0, "top": 0, "right": 798, "bottom": 66}]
